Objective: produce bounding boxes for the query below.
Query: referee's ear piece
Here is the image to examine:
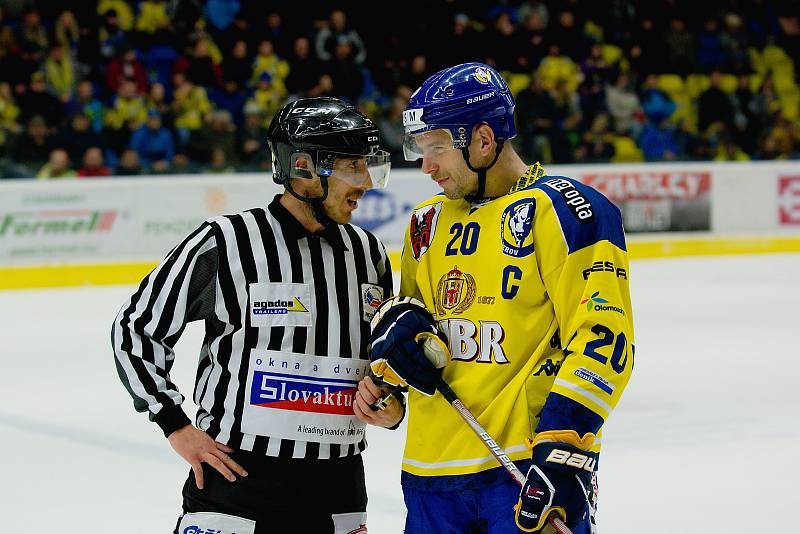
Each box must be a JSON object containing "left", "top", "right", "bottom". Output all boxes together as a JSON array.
[{"left": 290, "top": 153, "right": 314, "bottom": 179}]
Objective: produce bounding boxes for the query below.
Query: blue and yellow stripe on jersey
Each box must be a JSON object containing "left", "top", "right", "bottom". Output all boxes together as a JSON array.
[{"left": 399, "top": 164, "right": 634, "bottom": 479}]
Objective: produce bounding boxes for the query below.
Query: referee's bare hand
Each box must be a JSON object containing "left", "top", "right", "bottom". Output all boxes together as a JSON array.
[
  {"left": 353, "top": 376, "right": 404, "bottom": 428},
  {"left": 168, "top": 425, "right": 248, "bottom": 489}
]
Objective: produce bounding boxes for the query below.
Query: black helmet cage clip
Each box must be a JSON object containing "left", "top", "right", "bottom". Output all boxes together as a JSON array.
[
  {"left": 284, "top": 150, "right": 331, "bottom": 208},
  {"left": 289, "top": 151, "right": 316, "bottom": 180}
]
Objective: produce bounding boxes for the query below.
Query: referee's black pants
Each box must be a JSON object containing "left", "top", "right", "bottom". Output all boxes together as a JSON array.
[{"left": 174, "top": 449, "right": 367, "bottom": 533}]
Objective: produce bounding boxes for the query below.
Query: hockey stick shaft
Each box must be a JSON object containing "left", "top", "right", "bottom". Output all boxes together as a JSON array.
[{"left": 436, "top": 379, "right": 573, "bottom": 534}]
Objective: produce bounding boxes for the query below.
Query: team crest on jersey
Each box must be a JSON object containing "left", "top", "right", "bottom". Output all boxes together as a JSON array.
[
  {"left": 410, "top": 202, "right": 442, "bottom": 260},
  {"left": 435, "top": 265, "right": 476, "bottom": 316},
  {"left": 500, "top": 199, "right": 535, "bottom": 258}
]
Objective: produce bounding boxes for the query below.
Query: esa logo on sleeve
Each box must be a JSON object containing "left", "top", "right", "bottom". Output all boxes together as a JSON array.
[{"left": 582, "top": 261, "right": 628, "bottom": 280}]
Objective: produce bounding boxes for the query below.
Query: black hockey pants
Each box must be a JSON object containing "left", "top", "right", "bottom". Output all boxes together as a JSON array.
[{"left": 173, "top": 448, "right": 367, "bottom": 533}]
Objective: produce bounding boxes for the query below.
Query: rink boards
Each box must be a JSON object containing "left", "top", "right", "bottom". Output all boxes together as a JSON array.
[{"left": 2, "top": 161, "right": 800, "bottom": 289}]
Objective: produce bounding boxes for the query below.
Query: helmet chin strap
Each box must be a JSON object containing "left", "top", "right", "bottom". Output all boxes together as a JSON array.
[
  {"left": 461, "top": 139, "right": 505, "bottom": 202},
  {"left": 285, "top": 176, "right": 333, "bottom": 227}
]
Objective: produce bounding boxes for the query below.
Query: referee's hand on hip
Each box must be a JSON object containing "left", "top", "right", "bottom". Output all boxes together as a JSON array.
[{"left": 168, "top": 425, "right": 249, "bottom": 489}]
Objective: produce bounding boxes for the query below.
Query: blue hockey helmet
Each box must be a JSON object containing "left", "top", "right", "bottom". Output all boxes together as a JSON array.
[{"left": 402, "top": 62, "right": 516, "bottom": 161}]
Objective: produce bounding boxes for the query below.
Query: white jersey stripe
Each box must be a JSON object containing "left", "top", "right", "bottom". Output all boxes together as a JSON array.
[{"left": 402, "top": 444, "right": 530, "bottom": 469}]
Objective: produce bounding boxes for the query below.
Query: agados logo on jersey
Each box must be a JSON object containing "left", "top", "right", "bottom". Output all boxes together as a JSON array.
[
  {"left": 501, "top": 198, "right": 535, "bottom": 258},
  {"left": 435, "top": 265, "right": 476, "bottom": 316},
  {"left": 253, "top": 297, "right": 309, "bottom": 315}
]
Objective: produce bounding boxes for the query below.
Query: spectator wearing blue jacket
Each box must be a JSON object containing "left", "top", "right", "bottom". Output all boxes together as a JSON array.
[
  {"left": 639, "top": 74, "right": 677, "bottom": 126},
  {"left": 637, "top": 74, "right": 679, "bottom": 161},
  {"left": 129, "top": 110, "right": 174, "bottom": 172},
  {"left": 209, "top": 79, "right": 246, "bottom": 127},
  {"left": 639, "top": 117, "right": 679, "bottom": 161}
]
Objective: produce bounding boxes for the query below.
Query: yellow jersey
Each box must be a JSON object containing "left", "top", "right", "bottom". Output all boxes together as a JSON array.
[{"left": 399, "top": 164, "right": 634, "bottom": 478}]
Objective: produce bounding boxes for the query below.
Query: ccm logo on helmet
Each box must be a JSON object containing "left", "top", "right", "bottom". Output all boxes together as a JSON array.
[
  {"left": 466, "top": 91, "right": 495, "bottom": 105},
  {"left": 291, "top": 107, "right": 337, "bottom": 114}
]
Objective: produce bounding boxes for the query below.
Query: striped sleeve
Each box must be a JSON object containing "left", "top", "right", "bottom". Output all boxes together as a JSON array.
[
  {"left": 111, "top": 221, "right": 219, "bottom": 437},
  {"left": 375, "top": 237, "right": 394, "bottom": 298}
]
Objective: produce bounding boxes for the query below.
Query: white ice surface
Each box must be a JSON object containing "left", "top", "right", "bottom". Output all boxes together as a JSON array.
[{"left": 1, "top": 253, "right": 799, "bottom": 533}]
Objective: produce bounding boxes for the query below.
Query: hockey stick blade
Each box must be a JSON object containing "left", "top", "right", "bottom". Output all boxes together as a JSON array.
[{"left": 436, "top": 379, "right": 573, "bottom": 534}]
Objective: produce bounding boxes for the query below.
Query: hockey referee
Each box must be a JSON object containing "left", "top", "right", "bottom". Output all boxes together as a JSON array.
[{"left": 111, "top": 97, "right": 403, "bottom": 534}]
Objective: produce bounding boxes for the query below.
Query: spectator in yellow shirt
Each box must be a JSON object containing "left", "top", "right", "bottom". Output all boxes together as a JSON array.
[
  {"left": 54, "top": 10, "right": 80, "bottom": 51},
  {"left": 105, "top": 79, "right": 148, "bottom": 130},
  {"left": 0, "top": 82, "right": 20, "bottom": 155},
  {"left": 172, "top": 72, "right": 213, "bottom": 144},
  {"left": 244, "top": 72, "right": 284, "bottom": 128},
  {"left": 251, "top": 39, "right": 288, "bottom": 97},
  {"left": 135, "top": 0, "right": 170, "bottom": 34},
  {"left": 98, "top": 0, "right": 134, "bottom": 31},
  {"left": 0, "top": 82, "right": 21, "bottom": 134},
  {"left": 536, "top": 44, "right": 583, "bottom": 92},
  {"left": 36, "top": 149, "right": 77, "bottom": 179},
  {"left": 43, "top": 44, "right": 76, "bottom": 103}
]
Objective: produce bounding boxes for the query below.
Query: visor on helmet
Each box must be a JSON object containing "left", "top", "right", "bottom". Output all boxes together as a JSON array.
[
  {"left": 403, "top": 128, "right": 464, "bottom": 161},
  {"left": 293, "top": 149, "right": 391, "bottom": 188}
]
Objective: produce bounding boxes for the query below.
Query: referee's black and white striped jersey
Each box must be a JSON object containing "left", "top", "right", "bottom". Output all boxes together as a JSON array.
[{"left": 112, "top": 195, "right": 393, "bottom": 460}]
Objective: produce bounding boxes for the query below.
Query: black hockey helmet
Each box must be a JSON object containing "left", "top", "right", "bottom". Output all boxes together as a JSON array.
[{"left": 267, "top": 97, "right": 390, "bottom": 198}]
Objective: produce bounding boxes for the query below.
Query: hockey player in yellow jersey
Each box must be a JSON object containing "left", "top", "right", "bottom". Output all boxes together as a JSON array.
[{"left": 354, "top": 62, "right": 633, "bottom": 533}]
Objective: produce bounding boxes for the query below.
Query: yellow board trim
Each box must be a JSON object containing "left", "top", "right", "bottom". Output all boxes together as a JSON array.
[
  {"left": 0, "top": 262, "right": 157, "bottom": 290},
  {"left": 2, "top": 235, "right": 800, "bottom": 290},
  {"left": 627, "top": 235, "right": 800, "bottom": 259}
]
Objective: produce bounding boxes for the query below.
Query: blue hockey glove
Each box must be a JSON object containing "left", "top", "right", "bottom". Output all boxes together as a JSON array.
[
  {"left": 514, "top": 441, "right": 596, "bottom": 532},
  {"left": 369, "top": 296, "right": 449, "bottom": 396}
]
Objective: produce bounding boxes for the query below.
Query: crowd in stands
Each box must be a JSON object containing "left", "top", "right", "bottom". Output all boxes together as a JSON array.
[{"left": 0, "top": 0, "right": 798, "bottom": 179}]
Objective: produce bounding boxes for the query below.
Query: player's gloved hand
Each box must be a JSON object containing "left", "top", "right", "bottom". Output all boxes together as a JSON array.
[
  {"left": 514, "top": 440, "right": 596, "bottom": 532},
  {"left": 368, "top": 296, "right": 449, "bottom": 396}
]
